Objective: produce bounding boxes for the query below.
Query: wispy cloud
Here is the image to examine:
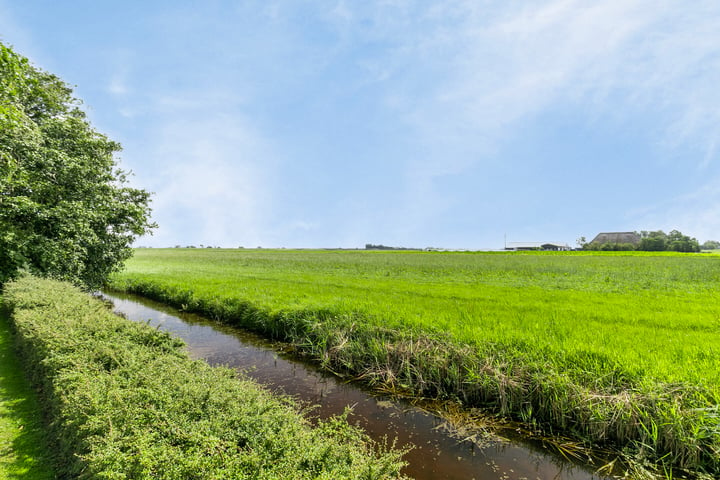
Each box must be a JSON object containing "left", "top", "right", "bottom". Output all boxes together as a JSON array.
[
  {"left": 629, "top": 176, "right": 720, "bottom": 242},
  {"left": 303, "top": 1, "right": 720, "bottom": 243},
  {"left": 107, "top": 51, "right": 133, "bottom": 97},
  {"left": 135, "top": 111, "right": 277, "bottom": 247},
  {"left": 318, "top": 1, "right": 720, "bottom": 171},
  {"left": 9, "top": 0, "right": 720, "bottom": 246},
  {"left": 421, "top": 1, "right": 719, "bottom": 164}
]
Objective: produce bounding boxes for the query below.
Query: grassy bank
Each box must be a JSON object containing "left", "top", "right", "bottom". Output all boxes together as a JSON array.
[
  {"left": 0, "top": 304, "right": 55, "bottom": 479},
  {"left": 2, "top": 275, "right": 406, "bottom": 479},
  {"left": 111, "top": 248, "right": 720, "bottom": 478}
]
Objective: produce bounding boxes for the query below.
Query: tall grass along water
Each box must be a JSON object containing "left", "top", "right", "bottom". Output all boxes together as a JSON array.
[{"left": 106, "top": 290, "right": 608, "bottom": 480}]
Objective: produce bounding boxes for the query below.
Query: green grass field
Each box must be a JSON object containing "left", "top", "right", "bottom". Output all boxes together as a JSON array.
[
  {"left": 0, "top": 305, "right": 55, "bottom": 480},
  {"left": 111, "top": 248, "right": 720, "bottom": 477}
]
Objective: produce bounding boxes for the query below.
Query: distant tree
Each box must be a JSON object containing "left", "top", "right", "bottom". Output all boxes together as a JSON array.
[
  {"left": 666, "top": 230, "right": 700, "bottom": 252},
  {"left": 366, "top": 244, "right": 393, "bottom": 250},
  {"left": 701, "top": 240, "right": 720, "bottom": 250},
  {"left": 595, "top": 242, "right": 635, "bottom": 251},
  {"left": 637, "top": 231, "right": 667, "bottom": 251},
  {"left": 636, "top": 230, "right": 699, "bottom": 253},
  {"left": 0, "top": 42, "right": 155, "bottom": 288}
]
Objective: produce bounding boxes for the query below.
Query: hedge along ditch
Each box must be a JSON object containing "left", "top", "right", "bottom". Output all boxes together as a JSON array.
[
  {"left": 1, "top": 275, "right": 408, "bottom": 480},
  {"left": 111, "top": 276, "right": 720, "bottom": 479}
]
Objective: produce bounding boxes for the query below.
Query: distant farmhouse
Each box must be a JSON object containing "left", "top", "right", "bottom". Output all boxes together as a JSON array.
[
  {"left": 505, "top": 242, "right": 571, "bottom": 251},
  {"left": 589, "top": 232, "right": 641, "bottom": 246}
]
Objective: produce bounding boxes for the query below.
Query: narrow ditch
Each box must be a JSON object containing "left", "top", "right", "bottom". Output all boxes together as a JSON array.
[{"left": 104, "top": 291, "right": 610, "bottom": 480}]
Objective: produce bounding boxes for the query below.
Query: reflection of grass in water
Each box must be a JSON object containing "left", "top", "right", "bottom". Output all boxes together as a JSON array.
[
  {"left": 112, "top": 249, "right": 720, "bottom": 477},
  {"left": 0, "top": 307, "right": 55, "bottom": 480}
]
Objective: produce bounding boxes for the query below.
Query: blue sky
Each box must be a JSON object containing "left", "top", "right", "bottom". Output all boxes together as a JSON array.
[{"left": 3, "top": 1, "right": 720, "bottom": 249}]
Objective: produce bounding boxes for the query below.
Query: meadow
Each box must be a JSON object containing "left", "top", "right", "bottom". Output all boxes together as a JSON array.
[{"left": 111, "top": 248, "right": 720, "bottom": 478}]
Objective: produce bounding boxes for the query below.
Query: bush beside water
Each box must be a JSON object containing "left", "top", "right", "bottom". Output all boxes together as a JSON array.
[{"left": 2, "top": 275, "right": 407, "bottom": 479}]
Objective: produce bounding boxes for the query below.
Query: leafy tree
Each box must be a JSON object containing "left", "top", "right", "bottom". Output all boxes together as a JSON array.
[
  {"left": 666, "top": 229, "right": 700, "bottom": 253},
  {"left": 1, "top": 42, "right": 155, "bottom": 289},
  {"left": 638, "top": 230, "right": 667, "bottom": 251},
  {"left": 701, "top": 240, "right": 720, "bottom": 250},
  {"left": 636, "top": 230, "right": 699, "bottom": 253},
  {"left": 587, "top": 242, "right": 636, "bottom": 251}
]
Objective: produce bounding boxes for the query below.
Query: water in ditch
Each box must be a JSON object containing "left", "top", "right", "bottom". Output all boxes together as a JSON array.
[{"left": 104, "top": 291, "right": 611, "bottom": 480}]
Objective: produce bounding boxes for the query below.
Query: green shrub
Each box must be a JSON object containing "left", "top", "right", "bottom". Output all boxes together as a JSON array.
[{"left": 2, "top": 275, "right": 406, "bottom": 479}]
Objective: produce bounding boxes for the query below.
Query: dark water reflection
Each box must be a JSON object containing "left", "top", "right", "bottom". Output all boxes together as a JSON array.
[{"left": 104, "top": 291, "right": 609, "bottom": 480}]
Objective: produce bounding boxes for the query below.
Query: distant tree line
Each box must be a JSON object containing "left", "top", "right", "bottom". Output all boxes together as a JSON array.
[
  {"left": 701, "top": 240, "right": 720, "bottom": 250},
  {"left": 365, "top": 244, "right": 419, "bottom": 251},
  {"left": 583, "top": 241, "right": 637, "bottom": 251},
  {"left": 583, "top": 230, "right": 704, "bottom": 253}
]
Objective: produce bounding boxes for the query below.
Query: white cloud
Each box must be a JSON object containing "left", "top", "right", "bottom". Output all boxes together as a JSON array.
[
  {"left": 135, "top": 112, "right": 276, "bottom": 247},
  {"left": 12, "top": 0, "right": 720, "bottom": 247},
  {"left": 329, "top": 1, "right": 720, "bottom": 171},
  {"left": 470, "top": 3, "right": 715, "bottom": 144},
  {"left": 310, "top": 1, "right": 720, "bottom": 244},
  {"left": 108, "top": 78, "right": 128, "bottom": 96},
  {"left": 629, "top": 178, "right": 720, "bottom": 242}
]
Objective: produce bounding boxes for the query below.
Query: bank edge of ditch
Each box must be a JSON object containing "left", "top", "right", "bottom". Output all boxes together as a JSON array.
[
  {"left": 110, "top": 277, "right": 720, "bottom": 480},
  {"left": 1, "top": 275, "right": 408, "bottom": 479}
]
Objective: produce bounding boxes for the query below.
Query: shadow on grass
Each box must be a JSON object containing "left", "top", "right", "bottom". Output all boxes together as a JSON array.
[{"left": 0, "top": 307, "right": 56, "bottom": 480}]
